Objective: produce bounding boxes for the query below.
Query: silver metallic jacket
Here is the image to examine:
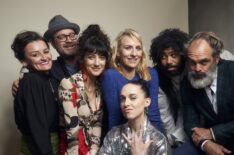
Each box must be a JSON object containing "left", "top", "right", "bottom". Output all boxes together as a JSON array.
[{"left": 99, "top": 118, "right": 171, "bottom": 155}]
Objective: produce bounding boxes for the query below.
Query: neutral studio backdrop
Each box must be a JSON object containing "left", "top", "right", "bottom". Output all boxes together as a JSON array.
[{"left": 0, "top": 0, "right": 188, "bottom": 154}]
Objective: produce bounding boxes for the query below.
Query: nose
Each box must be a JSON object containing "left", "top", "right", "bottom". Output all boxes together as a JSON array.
[
  {"left": 193, "top": 64, "right": 202, "bottom": 72},
  {"left": 94, "top": 57, "right": 100, "bottom": 66},
  {"left": 40, "top": 53, "right": 47, "bottom": 60},
  {"left": 131, "top": 48, "right": 137, "bottom": 56},
  {"left": 166, "top": 56, "right": 173, "bottom": 65}
]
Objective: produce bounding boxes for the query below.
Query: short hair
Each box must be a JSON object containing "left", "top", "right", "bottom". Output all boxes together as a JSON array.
[
  {"left": 187, "top": 31, "right": 224, "bottom": 56},
  {"left": 111, "top": 28, "right": 150, "bottom": 81},
  {"left": 11, "top": 31, "right": 49, "bottom": 61},
  {"left": 150, "top": 28, "right": 189, "bottom": 66},
  {"left": 125, "top": 79, "right": 150, "bottom": 98},
  {"left": 78, "top": 24, "right": 111, "bottom": 64}
]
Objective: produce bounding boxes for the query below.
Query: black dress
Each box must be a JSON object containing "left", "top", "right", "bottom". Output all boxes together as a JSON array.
[{"left": 14, "top": 72, "right": 59, "bottom": 155}]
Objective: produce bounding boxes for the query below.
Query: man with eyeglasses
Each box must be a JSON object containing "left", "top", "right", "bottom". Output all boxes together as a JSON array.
[{"left": 44, "top": 15, "right": 80, "bottom": 81}]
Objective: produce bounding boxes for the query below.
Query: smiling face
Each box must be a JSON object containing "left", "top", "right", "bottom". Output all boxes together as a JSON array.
[
  {"left": 84, "top": 52, "right": 106, "bottom": 77},
  {"left": 120, "top": 83, "right": 150, "bottom": 121},
  {"left": 117, "top": 36, "right": 143, "bottom": 71},
  {"left": 23, "top": 40, "right": 52, "bottom": 72},
  {"left": 160, "top": 47, "right": 182, "bottom": 76},
  {"left": 52, "top": 29, "right": 78, "bottom": 60}
]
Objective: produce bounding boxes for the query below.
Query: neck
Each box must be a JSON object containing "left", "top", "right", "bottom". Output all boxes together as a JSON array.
[
  {"left": 63, "top": 56, "right": 78, "bottom": 65},
  {"left": 120, "top": 66, "right": 136, "bottom": 80},
  {"left": 128, "top": 114, "right": 146, "bottom": 133},
  {"left": 84, "top": 75, "right": 96, "bottom": 90}
]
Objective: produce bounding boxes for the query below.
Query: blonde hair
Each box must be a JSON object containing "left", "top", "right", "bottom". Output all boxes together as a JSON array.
[{"left": 111, "top": 28, "right": 150, "bottom": 81}]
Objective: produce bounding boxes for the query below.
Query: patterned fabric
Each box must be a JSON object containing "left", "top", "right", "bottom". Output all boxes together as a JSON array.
[{"left": 59, "top": 71, "right": 103, "bottom": 155}]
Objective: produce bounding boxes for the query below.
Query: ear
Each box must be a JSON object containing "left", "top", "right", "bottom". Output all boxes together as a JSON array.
[
  {"left": 215, "top": 55, "right": 220, "bottom": 64},
  {"left": 144, "top": 97, "right": 151, "bottom": 108},
  {"left": 20, "top": 60, "right": 28, "bottom": 67}
]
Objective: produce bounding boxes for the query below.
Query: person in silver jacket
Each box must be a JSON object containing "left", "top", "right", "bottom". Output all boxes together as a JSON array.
[{"left": 99, "top": 80, "right": 170, "bottom": 155}]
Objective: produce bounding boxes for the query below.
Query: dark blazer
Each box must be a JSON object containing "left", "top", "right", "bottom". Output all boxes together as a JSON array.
[{"left": 181, "top": 59, "right": 234, "bottom": 152}]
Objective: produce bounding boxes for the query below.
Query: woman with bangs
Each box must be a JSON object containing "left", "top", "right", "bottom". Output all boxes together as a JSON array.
[
  {"left": 58, "top": 24, "right": 111, "bottom": 155},
  {"left": 101, "top": 29, "right": 162, "bottom": 133}
]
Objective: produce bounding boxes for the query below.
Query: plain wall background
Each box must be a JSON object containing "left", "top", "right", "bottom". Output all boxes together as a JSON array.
[
  {"left": 189, "top": 0, "right": 234, "bottom": 53},
  {"left": 0, "top": 0, "right": 188, "bottom": 154}
]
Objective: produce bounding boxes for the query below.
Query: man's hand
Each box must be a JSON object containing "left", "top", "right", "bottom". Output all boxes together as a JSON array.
[
  {"left": 12, "top": 79, "right": 19, "bottom": 97},
  {"left": 203, "top": 140, "right": 231, "bottom": 155},
  {"left": 122, "top": 130, "right": 153, "bottom": 155},
  {"left": 191, "top": 127, "right": 212, "bottom": 145}
]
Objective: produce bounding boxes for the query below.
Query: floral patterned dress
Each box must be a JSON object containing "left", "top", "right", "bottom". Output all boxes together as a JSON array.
[{"left": 58, "top": 70, "right": 102, "bottom": 155}]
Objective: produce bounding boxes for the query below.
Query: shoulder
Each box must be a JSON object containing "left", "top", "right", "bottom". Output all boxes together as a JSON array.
[
  {"left": 148, "top": 67, "right": 158, "bottom": 78},
  {"left": 105, "top": 125, "right": 122, "bottom": 139},
  {"left": 60, "top": 72, "right": 83, "bottom": 90},
  {"left": 21, "top": 72, "right": 44, "bottom": 85},
  {"left": 103, "top": 68, "right": 120, "bottom": 76}
]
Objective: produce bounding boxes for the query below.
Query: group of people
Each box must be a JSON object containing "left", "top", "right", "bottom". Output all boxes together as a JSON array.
[{"left": 11, "top": 14, "right": 234, "bottom": 155}]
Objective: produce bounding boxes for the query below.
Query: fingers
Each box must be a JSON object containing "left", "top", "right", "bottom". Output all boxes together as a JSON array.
[
  {"left": 221, "top": 146, "right": 232, "bottom": 154},
  {"left": 122, "top": 133, "right": 131, "bottom": 145},
  {"left": 12, "top": 79, "right": 19, "bottom": 97}
]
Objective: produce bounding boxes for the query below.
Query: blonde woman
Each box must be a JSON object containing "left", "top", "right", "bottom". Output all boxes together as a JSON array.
[{"left": 101, "top": 29, "right": 162, "bottom": 132}]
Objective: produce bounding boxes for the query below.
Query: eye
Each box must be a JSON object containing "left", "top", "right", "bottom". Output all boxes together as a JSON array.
[
  {"left": 87, "top": 54, "right": 95, "bottom": 60},
  {"left": 129, "top": 95, "right": 137, "bottom": 101},
  {"left": 31, "top": 52, "right": 39, "bottom": 57},
  {"left": 136, "top": 46, "right": 142, "bottom": 51},
  {"left": 123, "top": 45, "right": 132, "bottom": 50},
  {"left": 160, "top": 55, "right": 166, "bottom": 60},
  {"left": 120, "top": 96, "right": 125, "bottom": 103},
  {"left": 99, "top": 55, "right": 106, "bottom": 60},
  {"left": 43, "top": 49, "right": 50, "bottom": 54}
]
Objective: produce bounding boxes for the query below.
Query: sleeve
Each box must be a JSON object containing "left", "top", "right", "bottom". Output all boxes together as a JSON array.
[
  {"left": 211, "top": 121, "right": 234, "bottom": 146},
  {"left": 20, "top": 75, "right": 52, "bottom": 155},
  {"left": 58, "top": 78, "right": 79, "bottom": 154},
  {"left": 147, "top": 68, "right": 163, "bottom": 131},
  {"left": 101, "top": 70, "right": 123, "bottom": 130}
]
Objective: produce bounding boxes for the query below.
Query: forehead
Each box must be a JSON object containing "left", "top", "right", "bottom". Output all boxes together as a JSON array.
[
  {"left": 187, "top": 39, "right": 213, "bottom": 60},
  {"left": 24, "top": 40, "right": 47, "bottom": 52},
  {"left": 120, "top": 36, "right": 141, "bottom": 46},
  {"left": 163, "top": 47, "right": 178, "bottom": 55},
  {"left": 121, "top": 84, "right": 142, "bottom": 95},
  {"left": 54, "top": 28, "right": 75, "bottom": 36}
]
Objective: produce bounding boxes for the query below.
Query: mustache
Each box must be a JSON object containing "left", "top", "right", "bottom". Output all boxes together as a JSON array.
[{"left": 190, "top": 72, "right": 207, "bottom": 79}]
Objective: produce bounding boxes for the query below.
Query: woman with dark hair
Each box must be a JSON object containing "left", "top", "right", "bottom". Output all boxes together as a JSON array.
[
  {"left": 58, "top": 24, "right": 111, "bottom": 155},
  {"left": 12, "top": 31, "right": 59, "bottom": 155},
  {"left": 149, "top": 28, "right": 189, "bottom": 148},
  {"left": 100, "top": 80, "right": 170, "bottom": 155}
]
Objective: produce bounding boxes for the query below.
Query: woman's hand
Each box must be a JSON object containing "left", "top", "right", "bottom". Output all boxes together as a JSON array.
[{"left": 122, "top": 130, "right": 153, "bottom": 155}]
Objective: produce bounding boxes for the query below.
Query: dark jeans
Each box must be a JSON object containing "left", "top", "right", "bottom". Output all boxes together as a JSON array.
[{"left": 173, "top": 140, "right": 204, "bottom": 155}]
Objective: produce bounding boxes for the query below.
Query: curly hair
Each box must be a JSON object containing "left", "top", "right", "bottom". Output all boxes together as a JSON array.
[
  {"left": 78, "top": 24, "right": 111, "bottom": 65},
  {"left": 111, "top": 28, "right": 150, "bottom": 81},
  {"left": 11, "top": 31, "right": 49, "bottom": 61},
  {"left": 149, "top": 28, "right": 189, "bottom": 123},
  {"left": 150, "top": 28, "right": 189, "bottom": 67}
]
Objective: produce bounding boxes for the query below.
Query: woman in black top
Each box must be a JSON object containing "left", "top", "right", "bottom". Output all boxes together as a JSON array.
[{"left": 12, "top": 31, "right": 59, "bottom": 155}]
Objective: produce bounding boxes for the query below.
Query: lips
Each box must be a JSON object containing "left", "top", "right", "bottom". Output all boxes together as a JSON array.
[{"left": 123, "top": 108, "right": 133, "bottom": 113}]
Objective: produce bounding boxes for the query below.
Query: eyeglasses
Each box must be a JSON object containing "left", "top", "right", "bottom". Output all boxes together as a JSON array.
[{"left": 55, "top": 33, "right": 78, "bottom": 42}]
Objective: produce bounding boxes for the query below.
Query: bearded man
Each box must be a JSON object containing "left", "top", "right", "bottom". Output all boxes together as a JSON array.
[{"left": 181, "top": 32, "right": 234, "bottom": 155}]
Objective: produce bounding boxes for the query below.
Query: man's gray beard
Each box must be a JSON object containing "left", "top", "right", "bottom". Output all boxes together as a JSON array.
[{"left": 188, "top": 63, "right": 217, "bottom": 89}]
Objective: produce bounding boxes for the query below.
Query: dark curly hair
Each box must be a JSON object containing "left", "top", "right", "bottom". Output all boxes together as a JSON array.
[
  {"left": 150, "top": 28, "right": 189, "bottom": 67},
  {"left": 11, "top": 31, "right": 49, "bottom": 61},
  {"left": 149, "top": 28, "right": 189, "bottom": 123},
  {"left": 78, "top": 24, "right": 111, "bottom": 65}
]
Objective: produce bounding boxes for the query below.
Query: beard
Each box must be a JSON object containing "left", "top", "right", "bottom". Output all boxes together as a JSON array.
[
  {"left": 188, "top": 63, "right": 217, "bottom": 89},
  {"left": 160, "top": 64, "right": 182, "bottom": 77}
]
